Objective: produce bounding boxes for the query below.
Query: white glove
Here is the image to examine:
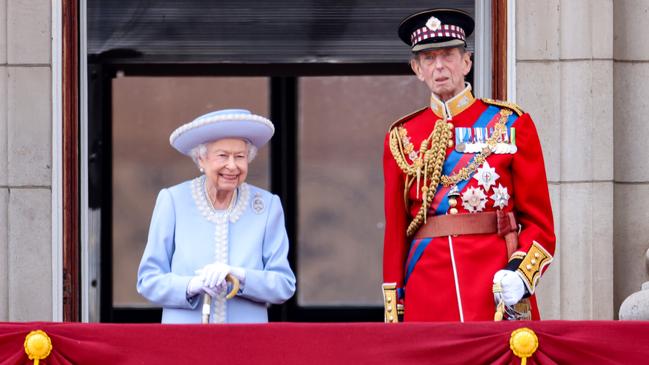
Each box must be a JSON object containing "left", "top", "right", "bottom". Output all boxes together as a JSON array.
[
  {"left": 196, "top": 262, "right": 231, "bottom": 288},
  {"left": 202, "top": 281, "right": 226, "bottom": 298},
  {"left": 186, "top": 275, "right": 204, "bottom": 297},
  {"left": 186, "top": 274, "right": 224, "bottom": 298},
  {"left": 493, "top": 269, "right": 525, "bottom": 306},
  {"left": 196, "top": 263, "right": 247, "bottom": 288}
]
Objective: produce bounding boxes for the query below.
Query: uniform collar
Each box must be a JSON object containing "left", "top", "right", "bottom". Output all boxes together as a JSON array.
[{"left": 430, "top": 83, "right": 475, "bottom": 120}]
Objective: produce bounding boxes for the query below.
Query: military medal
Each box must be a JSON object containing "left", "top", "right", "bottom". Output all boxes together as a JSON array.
[
  {"left": 461, "top": 187, "right": 487, "bottom": 213},
  {"left": 491, "top": 184, "right": 510, "bottom": 209},
  {"left": 474, "top": 161, "right": 499, "bottom": 191},
  {"left": 455, "top": 126, "right": 518, "bottom": 154}
]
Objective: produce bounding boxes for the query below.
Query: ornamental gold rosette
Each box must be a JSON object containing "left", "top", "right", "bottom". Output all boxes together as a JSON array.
[
  {"left": 509, "top": 327, "right": 538, "bottom": 365},
  {"left": 24, "top": 330, "right": 52, "bottom": 365}
]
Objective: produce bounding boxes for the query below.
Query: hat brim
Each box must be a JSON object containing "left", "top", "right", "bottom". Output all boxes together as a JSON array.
[{"left": 170, "top": 110, "right": 274, "bottom": 156}]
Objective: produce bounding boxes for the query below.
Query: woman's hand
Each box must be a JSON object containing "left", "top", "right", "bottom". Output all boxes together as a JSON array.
[
  {"left": 196, "top": 263, "right": 246, "bottom": 289},
  {"left": 186, "top": 275, "right": 209, "bottom": 297},
  {"left": 186, "top": 274, "right": 227, "bottom": 298}
]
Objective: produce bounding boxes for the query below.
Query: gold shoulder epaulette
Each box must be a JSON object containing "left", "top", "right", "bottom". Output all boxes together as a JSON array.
[
  {"left": 482, "top": 98, "right": 525, "bottom": 116},
  {"left": 388, "top": 107, "right": 428, "bottom": 132}
]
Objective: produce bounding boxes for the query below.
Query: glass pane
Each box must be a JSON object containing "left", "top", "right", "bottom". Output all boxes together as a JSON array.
[
  {"left": 298, "top": 76, "right": 430, "bottom": 306},
  {"left": 112, "top": 76, "right": 270, "bottom": 306}
]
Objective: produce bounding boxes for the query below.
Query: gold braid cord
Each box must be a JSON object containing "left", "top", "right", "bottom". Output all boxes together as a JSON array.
[
  {"left": 390, "top": 118, "right": 452, "bottom": 236},
  {"left": 482, "top": 98, "right": 524, "bottom": 116},
  {"left": 389, "top": 109, "right": 512, "bottom": 237}
]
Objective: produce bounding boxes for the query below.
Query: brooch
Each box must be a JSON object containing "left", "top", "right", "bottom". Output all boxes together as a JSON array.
[{"left": 252, "top": 193, "right": 265, "bottom": 214}]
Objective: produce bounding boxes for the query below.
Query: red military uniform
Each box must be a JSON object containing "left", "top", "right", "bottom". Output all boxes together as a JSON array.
[{"left": 382, "top": 85, "right": 555, "bottom": 321}]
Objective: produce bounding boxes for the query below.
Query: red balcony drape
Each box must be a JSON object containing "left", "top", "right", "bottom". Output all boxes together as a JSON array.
[{"left": 2, "top": 321, "right": 649, "bottom": 364}]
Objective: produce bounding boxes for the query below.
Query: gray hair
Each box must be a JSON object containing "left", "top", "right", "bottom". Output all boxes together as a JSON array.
[{"left": 189, "top": 140, "right": 258, "bottom": 168}]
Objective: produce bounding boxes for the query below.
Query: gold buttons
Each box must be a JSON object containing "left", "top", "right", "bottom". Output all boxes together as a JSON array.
[
  {"left": 534, "top": 253, "right": 540, "bottom": 258},
  {"left": 531, "top": 259, "right": 537, "bottom": 265},
  {"left": 448, "top": 197, "right": 458, "bottom": 214},
  {"left": 526, "top": 264, "right": 532, "bottom": 271}
]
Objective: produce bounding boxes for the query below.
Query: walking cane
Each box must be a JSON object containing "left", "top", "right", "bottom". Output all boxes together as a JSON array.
[{"left": 201, "top": 274, "right": 240, "bottom": 324}]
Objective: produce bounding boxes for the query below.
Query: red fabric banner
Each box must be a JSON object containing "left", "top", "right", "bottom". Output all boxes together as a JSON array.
[{"left": 2, "top": 321, "right": 649, "bottom": 365}]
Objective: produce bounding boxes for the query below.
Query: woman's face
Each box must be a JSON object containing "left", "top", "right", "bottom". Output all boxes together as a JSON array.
[{"left": 198, "top": 138, "right": 249, "bottom": 192}]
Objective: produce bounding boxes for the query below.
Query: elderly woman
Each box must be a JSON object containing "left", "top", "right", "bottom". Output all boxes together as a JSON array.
[{"left": 137, "top": 109, "right": 296, "bottom": 323}]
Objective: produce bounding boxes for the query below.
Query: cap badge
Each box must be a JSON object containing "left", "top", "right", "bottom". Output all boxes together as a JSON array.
[{"left": 426, "top": 16, "right": 442, "bottom": 31}]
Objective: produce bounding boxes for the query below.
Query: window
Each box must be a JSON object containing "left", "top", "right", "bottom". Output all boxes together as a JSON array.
[
  {"left": 81, "top": 0, "right": 492, "bottom": 322},
  {"left": 297, "top": 76, "right": 430, "bottom": 306}
]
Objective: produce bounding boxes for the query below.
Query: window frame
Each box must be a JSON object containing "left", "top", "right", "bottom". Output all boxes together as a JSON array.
[{"left": 63, "top": 0, "right": 511, "bottom": 322}]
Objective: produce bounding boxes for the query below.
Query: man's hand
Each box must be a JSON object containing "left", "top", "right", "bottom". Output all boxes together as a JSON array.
[{"left": 493, "top": 269, "right": 525, "bottom": 306}]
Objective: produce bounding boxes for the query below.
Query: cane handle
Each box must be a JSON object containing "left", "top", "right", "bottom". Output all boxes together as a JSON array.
[{"left": 225, "top": 274, "right": 240, "bottom": 299}]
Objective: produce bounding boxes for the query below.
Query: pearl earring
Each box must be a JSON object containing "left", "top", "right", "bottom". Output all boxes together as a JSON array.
[{"left": 199, "top": 167, "right": 205, "bottom": 173}]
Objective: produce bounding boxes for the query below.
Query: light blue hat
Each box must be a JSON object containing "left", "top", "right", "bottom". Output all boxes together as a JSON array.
[{"left": 170, "top": 109, "right": 275, "bottom": 155}]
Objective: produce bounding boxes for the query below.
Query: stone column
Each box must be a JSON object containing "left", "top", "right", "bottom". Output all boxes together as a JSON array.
[
  {"left": 0, "top": 0, "right": 7, "bottom": 321},
  {"left": 5, "top": 0, "right": 53, "bottom": 321},
  {"left": 613, "top": 0, "right": 649, "bottom": 316},
  {"left": 619, "top": 249, "right": 649, "bottom": 319},
  {"left": 516, "top": 0, "right": 615, "bottom": 319}
]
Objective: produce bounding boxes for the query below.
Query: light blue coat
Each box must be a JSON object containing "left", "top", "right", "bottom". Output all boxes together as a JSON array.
[{"left": 137, "top": 178, "right": 296, "bottom": 323}]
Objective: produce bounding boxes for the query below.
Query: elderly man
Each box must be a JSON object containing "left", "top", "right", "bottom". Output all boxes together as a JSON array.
[{"left": 382, "top": 9, "right": 555, "bottom": 322}]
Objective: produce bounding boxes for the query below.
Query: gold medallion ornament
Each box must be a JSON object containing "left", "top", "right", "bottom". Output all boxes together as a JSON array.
[
  {"left": 24, "top": 330, "right": 52, "bottom": 365},
  {"left": 509, "top": 327, "right": 539, "bottom": 365},
  {"left": 390, "top": 108, "right": 512, "bottom": 236}
]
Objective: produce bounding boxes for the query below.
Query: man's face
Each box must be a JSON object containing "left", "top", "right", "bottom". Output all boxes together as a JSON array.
[{"left": 410, "top": 47, "right": 472, "bottom": 101}]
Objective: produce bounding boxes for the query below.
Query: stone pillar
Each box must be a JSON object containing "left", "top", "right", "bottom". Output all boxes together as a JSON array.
[
  {"left": 613, "top": 0, "right": 649, "bottom": 316},
  {"left": 619, "top": 249, "right": 649, "bottom": 319},
  {"left": 0, "top": 0, "right": 8, "bottom": 322},
  {"left": 516, "top": 0, "right": 615, "bottom": 319},
  {"left": 4, "top": 0, "right": 53, "bottom": 321}
]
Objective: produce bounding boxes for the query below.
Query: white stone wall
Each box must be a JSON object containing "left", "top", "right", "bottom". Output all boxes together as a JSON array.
[
  {"left": 0, "top": 0, "right": 52, "bottom": 321},
  {"left": 516, "top": 0, "right": 615, "bottom": 319},
  {"left": 613, "top": 0, "right": 649, "bottom": 316}
]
